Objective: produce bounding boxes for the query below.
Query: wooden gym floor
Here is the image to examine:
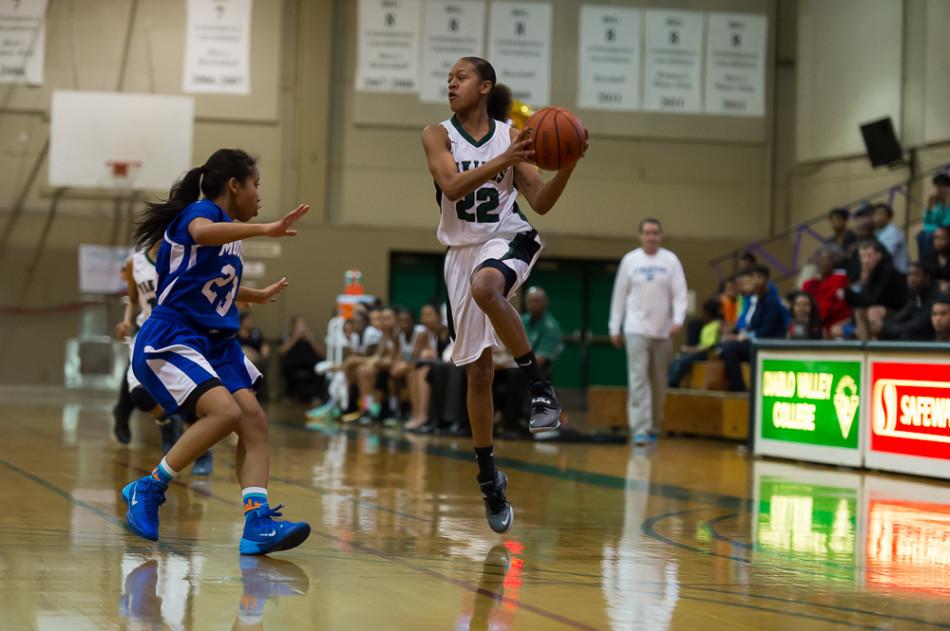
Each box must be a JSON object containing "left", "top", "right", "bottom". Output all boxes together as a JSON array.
[{"left": 1, "top": 388, "right": 949, "bottom": 630}]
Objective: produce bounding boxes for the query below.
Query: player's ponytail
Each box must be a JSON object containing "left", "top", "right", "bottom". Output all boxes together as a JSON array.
[
  {"left": 461, "top": 56, "right": 511, "bottom": 122},
  {"left": 134, "top": 148, "right": 257, "bottom": 248}
]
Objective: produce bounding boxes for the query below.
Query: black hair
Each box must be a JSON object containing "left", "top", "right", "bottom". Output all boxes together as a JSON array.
[
  {"left": 752, "top": 264, "right": 771, "bottom": 279},
  {"left": 937, "top": 225, "right": 950, "bottom": 235},
  {"left": 639, "top": 217, "right": 662, "bottom": 232},
  {"left": 933, "top": 173, "right": 950, "bottom": 187},
  {"left": 420, "top": 301, "right": 440, "bottom": 314},
  {"left": 874, "top": 203, "right": 894, "bottom": 218},
  {"left": 460, "top": 56, "right": 511, "bottom": 122},
  {"left": 828, "top": 207, "right": 850, "bottom": 220},
  {"left": 854, "top": 205, "right": 874, "bottom": 218},
  {"left": 134, "top": 148, "right": 257, "bottom": 249},
  {"left": 701, "top": 297, "right": 722, "bottom": 319},
  {"left": 932, "top": 292, "right": 950, "bottom": 307},
  {"left": 239, "top": 311, "right": 251, "bottom": 323},
  {"left": 740, "top": 251, "right": 758, "bottom": 264},
  {"left": 788, "top": 290, "right": 824, "bottom": 339},
  {"left": 857, "top": 239, "right": 884, "bottom": 254}
]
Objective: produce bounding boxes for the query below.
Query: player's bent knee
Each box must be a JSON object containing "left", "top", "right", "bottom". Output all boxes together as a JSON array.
[{"left": 466, "top": 363, "right": 494, "bottom": 389}]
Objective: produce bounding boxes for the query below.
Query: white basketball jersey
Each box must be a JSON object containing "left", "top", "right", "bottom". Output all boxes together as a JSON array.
[
  {"left": 436, "top": 116, "right": 533, "bottom": 247},
  {"left": 131, "top": 249, "right": 158, "bottom": 328}
]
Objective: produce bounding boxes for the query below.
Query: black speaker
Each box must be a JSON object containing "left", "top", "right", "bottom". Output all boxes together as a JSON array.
[{"left": 860, "top": 117, "right": 904, "bottom": 168}]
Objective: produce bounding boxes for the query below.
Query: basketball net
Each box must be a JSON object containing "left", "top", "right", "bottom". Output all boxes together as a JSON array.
[{"left": 105, "top": 160, "right": 143, "bottom": 195}]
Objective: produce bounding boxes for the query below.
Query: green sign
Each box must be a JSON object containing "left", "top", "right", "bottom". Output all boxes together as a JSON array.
[
  {"left": 756, "top": 477, "right": 857, "bottom": 582},
  {"left": 758, "top": 358, "right": 862, "bottom": 448}
]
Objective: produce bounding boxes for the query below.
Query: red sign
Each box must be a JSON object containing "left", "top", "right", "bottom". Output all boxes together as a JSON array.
[{"left": 869, "top": 361, "right": 950, "bottom": 460}]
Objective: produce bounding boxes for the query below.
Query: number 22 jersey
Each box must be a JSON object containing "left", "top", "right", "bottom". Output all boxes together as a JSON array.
[
  {"left": 152, "top": 199, "right": 243, "bottom": 333},
  {"left": 436, "top": 115, "right": 533, "bottom": 247}
]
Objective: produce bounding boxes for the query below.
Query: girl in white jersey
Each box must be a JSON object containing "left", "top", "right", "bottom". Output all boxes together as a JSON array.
[{"left": 421, "top": 57, "right": 587, "bottom": 533}]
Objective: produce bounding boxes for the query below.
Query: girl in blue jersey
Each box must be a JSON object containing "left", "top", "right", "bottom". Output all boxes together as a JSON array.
[{"left": 121, "top": 148, "right": 311, "bottom": 555}]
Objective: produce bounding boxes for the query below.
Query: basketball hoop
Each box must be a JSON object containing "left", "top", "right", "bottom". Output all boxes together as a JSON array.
[{"left": 105, "top": 160, "right": 143, "bottom": 192}]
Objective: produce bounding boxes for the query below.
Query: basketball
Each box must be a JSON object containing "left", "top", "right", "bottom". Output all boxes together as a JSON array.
[{"left": 524, "top": 106, "right": 587, "bottom": 171}]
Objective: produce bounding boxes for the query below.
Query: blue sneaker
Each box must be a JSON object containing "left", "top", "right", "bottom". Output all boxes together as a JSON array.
[
  {"left": 306, "top": 400, "right": 336, "bottom": 419},
  {"left": 239, "top": 504, "right": 311, "bottom": 556},
  {"left": 122, "top": 476, "right": 166, "bottom": 541},
  {"left": 192, "top": 451, "right": 213, "bottom": 476}
]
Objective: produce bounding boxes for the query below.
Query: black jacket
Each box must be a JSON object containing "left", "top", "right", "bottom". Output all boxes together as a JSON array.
[
  {"left": 880, "top": 285, "right": 935, "bottom": 340},
  {"left": 845, "top": 260, "right": 907, "bottom": 310}
]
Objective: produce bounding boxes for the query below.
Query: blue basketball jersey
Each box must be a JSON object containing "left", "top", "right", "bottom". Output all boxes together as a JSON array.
[{"left": 152, "top": 199, "right": 243, "bottom": 332}]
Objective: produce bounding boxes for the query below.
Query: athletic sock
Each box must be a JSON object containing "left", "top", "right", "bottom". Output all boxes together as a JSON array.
[
  {"left": 514, "top": 351, "right": 547, "bottom": 390},
  {"left": 150, "top": 457, "right": 177, "bottom": 487},
  {"left": 474, "top": 445, "right": 496, "bottom": 483},
  {"left": 242, "top": 487, "right": 269, "bottom": 516}
]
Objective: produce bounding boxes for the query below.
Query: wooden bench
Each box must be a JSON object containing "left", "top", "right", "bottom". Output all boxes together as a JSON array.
[{"left": 684, "top": 360, "right": 751, "bottom": 390}]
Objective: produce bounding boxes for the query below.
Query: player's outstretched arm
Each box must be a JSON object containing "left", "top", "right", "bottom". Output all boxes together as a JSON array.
[
  {"left": 513, "top": 129, "right": 588, "bottom": 216},
  {"left": 422, "top": 125, "right": 532, "bottom": 201},
  {"left": 189, "top": 205, "right": 310, "bottom": 246},
  {"left": 237, "top": 277, "right": 289, "bottom": 305}
]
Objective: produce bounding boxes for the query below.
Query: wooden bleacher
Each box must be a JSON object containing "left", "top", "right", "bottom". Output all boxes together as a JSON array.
[{"left": 586, "top": 360, "right": 750, "bottom": 441}]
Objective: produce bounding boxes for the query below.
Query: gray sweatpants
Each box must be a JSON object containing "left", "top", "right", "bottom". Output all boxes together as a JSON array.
[{"left": 624, "top": 334, "right": 673, "bottom": 436}]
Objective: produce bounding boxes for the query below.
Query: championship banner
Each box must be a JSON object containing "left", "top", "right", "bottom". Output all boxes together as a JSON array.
[
  {"left": 754, "top": 350, "right": 864, "bottom": 466},
  {"left": 867, "top": 357, "right": 950, "bottom": 479}
]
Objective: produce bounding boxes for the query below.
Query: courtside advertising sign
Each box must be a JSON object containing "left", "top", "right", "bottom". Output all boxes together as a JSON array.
[
  {"left": 867, "top": 356, "right": 950, "bottom": 479},
  {"left": 754, "top": 351, "right": 864, "bottom": 466}
]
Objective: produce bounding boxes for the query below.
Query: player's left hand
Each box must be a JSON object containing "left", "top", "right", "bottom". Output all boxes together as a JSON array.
[{"left": 261, "top": 277, "right": 289, "bottom": 303}]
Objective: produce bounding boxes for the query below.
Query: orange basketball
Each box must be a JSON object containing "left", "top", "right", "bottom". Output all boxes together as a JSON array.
[{"left": 524, "top": 107, "right": 587, "bottom": 171}]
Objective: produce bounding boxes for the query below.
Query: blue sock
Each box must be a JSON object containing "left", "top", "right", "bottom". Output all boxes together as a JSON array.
[
  {"left": 149, "top": 458, "right": 176, "bottom": 487},
  {"left": 243, "top": 487, "right": 268, "bottom": 517}
]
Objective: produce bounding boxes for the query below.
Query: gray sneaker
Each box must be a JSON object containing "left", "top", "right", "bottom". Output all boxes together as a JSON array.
[
  {"left": 479, "top": 471, "right": 514, "bottom": 533},
  {"left": 528, "top": 385, "right": 561, "bottom": 434}
]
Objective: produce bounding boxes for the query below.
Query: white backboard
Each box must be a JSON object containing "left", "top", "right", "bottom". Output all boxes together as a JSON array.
[{"left": 50, "top": 90, "right": 195, "bottom": 191}]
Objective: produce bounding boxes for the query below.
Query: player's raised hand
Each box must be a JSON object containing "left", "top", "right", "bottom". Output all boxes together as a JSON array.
[
  {"left": 503, "top": 128, "right": 535, "bottom": 166},
  {"left": 264, "top": 204, "right": 310, "bottom": 237},
  {"left": 261, "top": 277, "right": 290, "bottom": 303}
]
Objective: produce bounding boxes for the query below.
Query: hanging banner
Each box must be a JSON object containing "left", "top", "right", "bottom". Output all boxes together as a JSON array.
[
  {"left": 705, "top": 13, "right": 767, "bottom": 117},
  {"left": 642, "top": 9, "right": 703, "bottom": 114},
  {"left": 356, "top": 0, "right": 422, "bottom": 93},
  {"left": 183, "top": 0, "right": 253, "bottom": 95},
  {"left": 577, "top": 5, "right": 640, "bottom": 111},
  {"left": 420, "top": 0, "right": 485, "bottom": 103},
  {"left": 487, "top": 1, "right": 552, "bottom": 105},
  {"left": 0, "top": 0, "right": 46, "bottom": 85}
]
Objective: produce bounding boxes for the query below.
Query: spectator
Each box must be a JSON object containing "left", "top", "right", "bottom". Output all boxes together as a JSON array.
[
  {"left": 278, "top": 315, "right": 326, "bottom": 404},
  {"left": 921, "top": 225, "right": 950, "bottom": 280},
  {"left": 845, "top": 240, "right": 907, "bottom": 340},
  {"left": 668, "top": 297, "right": 723, "bottom": 387},
  {"left": 354, "top": 306, "right": 401, "bottom": 422},
  {"left": 522, "top": 287, "right": 564, "bottom": 375},
  {"left": 877, "top": 262, "right": 934, "bottom": 341},
  {"left": 787, "top": 291, "right": 824, "bottom": 340},
  {"left": 719, "top": 276, "right": 739, "bottom": 328},
  {"left": 609, "top": 218, "right": 688, "bottom": 445},
  {"left": 340, "top": 309, "right": 383, "bottom": 421},
  {"left": 238, "top": 312, "right": 271, "bottom": 401},
  {"left": 918, "top": 173, "right": 950, "bottom": 258},
  {"left": 720, "top": 265, "right": 788, "bottom": 391},
  {"left": 738, "top": 251, "right": 757, "bottom": 274},
  {"left": 873, "top": 203, "right": 909, "bottom": 273},
  {"left": 847, "top": 207, "right": 891, "bottom": 281},
  {"left": 932, "top": 294, "right": 950, "bottom": 342},
  {"left": 802, "top": 245, "right": 851, "bottom": 332},
  {"left": 828, "top": 207, "right": 857, "bottom": 252},
  {"left": 404, "top": 303, "right": 451, "bottom": 431},
  {"left": 387, "top": 308, "right": 426, "bottom": 421}
]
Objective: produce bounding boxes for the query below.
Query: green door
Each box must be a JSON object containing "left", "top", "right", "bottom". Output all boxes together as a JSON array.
[
  {"left": 389, "top": 252, "right": 445, "bottom": 316},
  {"left": 522, "top": 259, "right": 585, "bottom": 389},
  {"left": 587, "top": 260, "right": 628, "bottom": 386}
]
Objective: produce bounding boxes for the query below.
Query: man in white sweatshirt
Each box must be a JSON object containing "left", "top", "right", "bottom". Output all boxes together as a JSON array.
[{"left": 609, "top": 218, "right": 688, "bottom": 444}]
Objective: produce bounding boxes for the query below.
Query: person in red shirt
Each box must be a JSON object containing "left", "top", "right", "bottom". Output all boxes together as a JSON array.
[{"left": 802, "top": 246, "right": 851, "bottom": 332}]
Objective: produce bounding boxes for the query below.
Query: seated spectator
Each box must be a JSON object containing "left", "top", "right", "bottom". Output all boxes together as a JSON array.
[
  {"left": 388, "top": 307, "right": 426, "bottom": 420},
  {"left": 918, "top": 173, "right": 950, "bottom": 259},
  {"left": 845, "top": 240, "right": 907, "bottom": 340},
  {"left": 846, "top": 207, "right": 891, "bottom": 282},
  {"left": 787, "top": 291, "right": 824, "bottom": 340},
  {"left": 340, "top": 308, "right": 382, "bottom": 419},
  {"left": 828, "top": 207, "right": 857, "bottom": 252},
  {"left": 719, "top": 276, "right": 739, "bottom": 328},
  {"left": 876, "top": 262, "right": 934, "bottom": 341},
  {"left": 873, "top": 203, "right": 909, "bottom": 273},
  {"left": 521, "top": 287, "right": 564, "bottom": 377},
  {"left": 921, "top": 225, "right": 950, "bottom": 280},
  {"left": 238, "top": 312, "right": 271, "bottom": 401},
  {"left": 720, "top": 265, "right": 788, "bottom": 391},
  {"left": 278, "top": 315, "right": 326, "bottom": 404},
  {"left": 353, "top": 306, "right": 401, "bottom": 422},
  {"left": 405, "top": 303, "right": 451, "bottom": 431},
  {"left": 932, "top": 294, "right": 950, "bottom": 342},
  {"left": 668, "top": 297, "right": 723, "bottom": 387},
  {"left": 802, "top": 245, "right": 851, "bottom": 332}
]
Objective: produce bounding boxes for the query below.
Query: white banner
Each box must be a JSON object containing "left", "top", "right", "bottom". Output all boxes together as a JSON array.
[
  {"left": 643, "top": 9, "right": 703, "bottom": 114},
  {"left": 183, "top": 0, "right": 252, "bottom": 94},
  {"left": 705, "top": 13, "right": 767, "bottom": 117},
  {"left": 488, "top": 1, "right": 552, "bottom": 105},
  {"left": 356, "top": 0, "right": 422, "bottom": 92},
  {"left": 78, "top": 245, "right": 131, "bottom": 295},
  {"left": 577, "top": 5, "right": 640, "bottom": 111},
  {"left": 0, "top": 0, "right": 46, "bottom": 85},
  {"left": 420, "top": 0, "right": 485, "bottom": 103}
]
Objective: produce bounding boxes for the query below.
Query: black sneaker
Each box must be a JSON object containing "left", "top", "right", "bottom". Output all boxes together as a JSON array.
[
  {"left": 479, "top": 471, "right": 514, "bottom": 533},
  {"left": 528, "top": 384, "right": 561, "bottom": 434},
  {"left": 113, "top": 406, "right": 131, "bottom": 445}
]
